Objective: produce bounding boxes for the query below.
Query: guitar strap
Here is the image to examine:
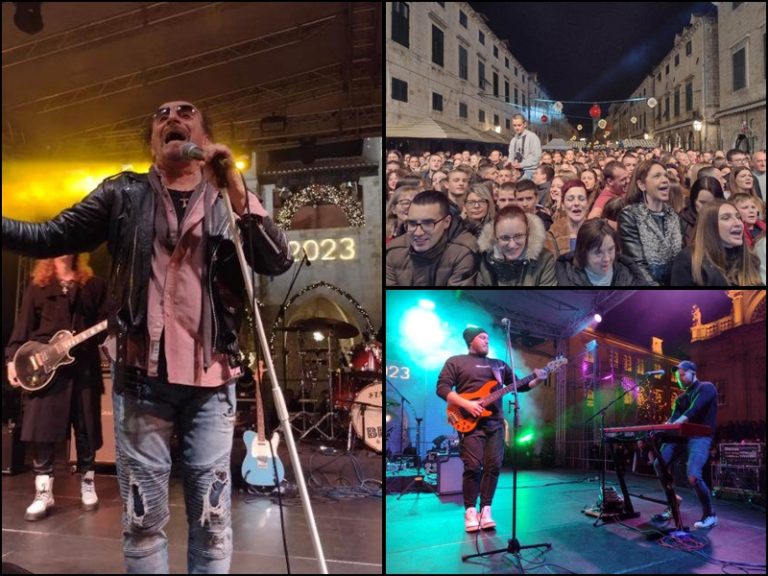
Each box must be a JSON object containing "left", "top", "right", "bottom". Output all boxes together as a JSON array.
[
  {"left": 490, "top": 362, "right": 504, "bottom": 387},
  {"left": 68, "top": 283, "right": 83, "bottom": 331}
]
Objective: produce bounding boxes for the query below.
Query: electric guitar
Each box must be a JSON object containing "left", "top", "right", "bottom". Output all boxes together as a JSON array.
[
  {"left": 10, "top": 320, "right": 108, "bottom": 392},
  {"left": 241, "top": 359, "right": 286, "bottom": 487},
  {"left": 446, "top": 356, "right": 568, "bottom": 433}
]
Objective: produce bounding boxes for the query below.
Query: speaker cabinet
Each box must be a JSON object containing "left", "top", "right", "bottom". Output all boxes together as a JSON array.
[{"left": 437, "top": 455, "right": 463, "bottom": 495}]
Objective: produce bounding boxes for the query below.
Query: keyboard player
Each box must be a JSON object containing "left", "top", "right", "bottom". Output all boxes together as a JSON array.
[{"left": 652, "top": 360, "right": 718, "bottom": 530}]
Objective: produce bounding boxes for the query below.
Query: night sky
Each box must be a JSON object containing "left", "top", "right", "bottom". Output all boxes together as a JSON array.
[
  {"left": 468, "top": 2, "right": 716, "bottom": 126},
  {"left": 596, "top": 290, "right": 733, "bottom": 358}
]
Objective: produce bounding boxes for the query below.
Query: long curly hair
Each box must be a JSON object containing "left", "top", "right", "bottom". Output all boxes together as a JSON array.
[{"left": 31, "top": 254, "right": 94, "bottom": 288}]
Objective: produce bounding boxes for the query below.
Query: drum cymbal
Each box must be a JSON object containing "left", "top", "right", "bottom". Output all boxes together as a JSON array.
[{"left": 292, "top": 317, "right": 359, "bottom": 339}]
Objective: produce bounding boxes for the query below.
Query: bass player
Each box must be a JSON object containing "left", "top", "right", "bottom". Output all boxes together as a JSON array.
[{"left": 436, "top": 326, "right": 545, "bottom": 532}]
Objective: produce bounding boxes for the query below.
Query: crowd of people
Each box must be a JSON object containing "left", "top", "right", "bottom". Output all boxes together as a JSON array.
[{"left": 386, "top": 116, "right": 766, "bottom": 286}]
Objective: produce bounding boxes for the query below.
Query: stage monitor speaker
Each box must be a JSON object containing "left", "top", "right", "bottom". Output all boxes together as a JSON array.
[
  {"left": 69, "top": 371, "right": 115, "bottom": 465},
  {"left": 437, "top": 455, "right": 463, "bottom": 495}
]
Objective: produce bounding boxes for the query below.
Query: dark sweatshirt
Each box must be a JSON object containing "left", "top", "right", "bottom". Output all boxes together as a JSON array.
[
  {"left": 671, "top": 380, "right": 717, "bottom": 437},
  {"left": 436, "top": 352, "right": 532, "bottom": 428}
]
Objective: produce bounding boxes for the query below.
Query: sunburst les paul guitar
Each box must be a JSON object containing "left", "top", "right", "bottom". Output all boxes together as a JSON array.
[
  {"left": 447, "top": 356, "right": 568, "bottom": 433},
  {"left": 10, "top": 320, "right": 108, "bottom": 392}
]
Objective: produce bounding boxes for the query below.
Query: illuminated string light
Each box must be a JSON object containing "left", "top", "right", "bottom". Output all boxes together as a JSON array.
[{"left": 276, "top": 184, "right": 365, "bottom": 230}]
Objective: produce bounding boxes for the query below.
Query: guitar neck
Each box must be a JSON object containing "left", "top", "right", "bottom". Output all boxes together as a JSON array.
[
  {"left": 58, "top": 320, "right": 109, "bottom": 352},
  {"left": 254, "top": 361, "right": 266, "bottom": 443},
  {"left": 483, "top": 372, "right": 539, "bottom": 406}
]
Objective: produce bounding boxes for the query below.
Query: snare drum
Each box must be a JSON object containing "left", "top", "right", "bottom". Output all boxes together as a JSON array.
[{"left": 351, "top": 381, "right": 382, "bottom": 452}]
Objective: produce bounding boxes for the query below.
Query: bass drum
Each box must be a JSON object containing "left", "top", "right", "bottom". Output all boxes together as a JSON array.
[{"left": 351, "top": 381, "right": 382, "bottom": 452}]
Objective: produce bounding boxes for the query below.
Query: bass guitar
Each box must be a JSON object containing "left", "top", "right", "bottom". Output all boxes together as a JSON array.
[{"left": 447, "top": 356, "right": 567, "bottom": 433}]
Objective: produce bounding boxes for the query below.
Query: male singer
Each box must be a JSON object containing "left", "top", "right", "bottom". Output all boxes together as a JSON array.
[{"left": 2, "top": 100, "right": 293, "bottom": 573}]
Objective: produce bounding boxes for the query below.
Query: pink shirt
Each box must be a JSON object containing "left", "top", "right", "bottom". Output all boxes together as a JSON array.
[
  {"left": 591, "top": 184, "right": 624, "bottom": 214},
  {"left": 106, "top": 173, "right": 268, "bottom": 387}
]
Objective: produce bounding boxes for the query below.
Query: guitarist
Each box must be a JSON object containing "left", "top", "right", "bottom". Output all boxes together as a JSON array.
[
  {"left": 437, "top": 326, "right": 545, "bottom": 533},
  {"left": 4, "top": 254, "right": 107, "bottom": 521}
]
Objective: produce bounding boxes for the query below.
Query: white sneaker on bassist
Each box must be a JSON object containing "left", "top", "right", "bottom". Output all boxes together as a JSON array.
[
  {"left": 464, "top": 507, "right": 480, "bottom": 532},
  {"left": 25, "top": 475, "right": 54, "bottom": 521},
  {"left": 479, "top": 506, "right": 496, "bottom": 530},
  {"left": 80, "top": 470, "right": 99, "bottom": 511}
]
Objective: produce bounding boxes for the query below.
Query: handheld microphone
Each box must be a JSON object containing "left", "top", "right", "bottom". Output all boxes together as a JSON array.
[
  {"left": 180, "top": 142, "right": 232, "bottom": 169},
  {"left": 501, "top": 318, "right": 511, "bottom": 326},
  {"left": 644, "top": 369, "right": 665, "bottom": 376}
]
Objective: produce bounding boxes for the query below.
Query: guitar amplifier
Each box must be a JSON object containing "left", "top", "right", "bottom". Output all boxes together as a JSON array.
[
  {"left": 712, "top": 462, "right": 765, "bottom": 495},
  {"left": 437, "top": 455, "right": 463, "bottom": 495},
  {"left": 720, "top": 443, "right": 764, "bottom": 467}
]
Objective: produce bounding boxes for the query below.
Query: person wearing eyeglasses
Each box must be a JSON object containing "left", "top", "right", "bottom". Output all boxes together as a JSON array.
[
  {"left": 2, "top": 100, "right": 293, "bottom": 574},
  {"left": 476, "top": 205, "right": 556, "bottom": 286},
  {"left": 462, "top": 184, "right": 496, "bottom": 238},
  {"left": 385, "top": 185, "right": 417, "bottom": 245},
  {"left": 386, "top": 190, "right": 479, "bottom": 286}
]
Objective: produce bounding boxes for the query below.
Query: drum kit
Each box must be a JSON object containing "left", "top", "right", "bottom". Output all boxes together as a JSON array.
[{"left": 278, "top": 317, "right": 383, "bottom": 453}]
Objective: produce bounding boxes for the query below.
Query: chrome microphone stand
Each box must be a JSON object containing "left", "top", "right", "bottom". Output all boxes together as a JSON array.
[{"left": 219, "top": 178, "right": 328, "bottom": 573}]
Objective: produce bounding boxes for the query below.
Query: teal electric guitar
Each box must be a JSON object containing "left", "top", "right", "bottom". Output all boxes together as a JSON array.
[{"left": 242, "top": 360, "right": 285, "bottom": 487}]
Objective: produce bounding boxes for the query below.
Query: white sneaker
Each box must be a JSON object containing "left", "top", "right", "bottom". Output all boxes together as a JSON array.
[
  {"left": 80, "top": 470, "right": 99, "bottom": 511},
  {"left": 694, "top": 514, "right": 718, "bottom": 529},
  {"left": 464, "top": 507, "right": 480, "bottom": 532},
  {"left": 25, "top": 475, "right": 54, "bottom": 521},
  {"left": 479, "top": 506, "right": 496, "bottom": 530}
]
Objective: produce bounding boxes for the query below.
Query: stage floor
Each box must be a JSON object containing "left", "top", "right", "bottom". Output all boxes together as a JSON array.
[
  {"left": 386, "top": 468, "right": 766, "bottom": 574},
  {"left": 2, "top": 445, "right": 382, "bottom": 574}
]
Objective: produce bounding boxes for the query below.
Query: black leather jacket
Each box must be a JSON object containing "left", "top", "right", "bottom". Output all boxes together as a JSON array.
[{"left": 2, "top": 171, "right": 293, "bottom": 377}]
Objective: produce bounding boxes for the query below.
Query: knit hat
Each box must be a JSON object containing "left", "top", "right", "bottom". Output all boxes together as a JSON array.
[
  {"left": 463, "top": 327, "right": 488, "bottom": 347},
  {"left": 677, "top": 360, "right": 697, "bottom": 373}
]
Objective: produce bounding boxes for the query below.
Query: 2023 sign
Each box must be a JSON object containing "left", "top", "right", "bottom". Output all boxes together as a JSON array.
[{"left": 288, "top": 238, "right": 356, "bottom": 262}]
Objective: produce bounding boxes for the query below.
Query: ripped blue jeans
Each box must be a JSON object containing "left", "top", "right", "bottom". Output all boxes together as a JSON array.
[{"left": 113, "top": 367, "right": 236, "bottom": 574}]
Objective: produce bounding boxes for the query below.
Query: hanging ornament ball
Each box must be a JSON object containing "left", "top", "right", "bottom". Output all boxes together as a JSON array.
[
  {"left": 589, "top": 104, "right": 602, "bottom": 119},
  {"left": 598, "top": 119, "right": 607, "bottom": 129},
  {"left": 577, "top": 124, "right": 583, "bottom": 131},
  {"left": 553, "top": 101, "right": 563, "bottom": 113},
  {"left": 541, "top": 114, "right": 548, "bottom": 124}
]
